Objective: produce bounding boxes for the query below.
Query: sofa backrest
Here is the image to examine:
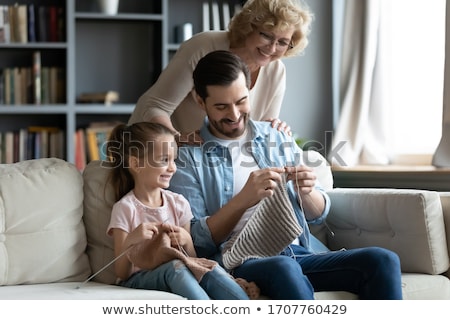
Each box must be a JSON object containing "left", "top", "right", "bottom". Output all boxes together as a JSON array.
[
  {"left": 439, "top": 192, "right": 450, "bottom": 276},
  {"left": 327, "top": 188, "right": 450, "bottom": 275},
  {"left": 82, "top": 160, "right": 117, "bottom": 284},
  {"left": 0, "top": 158, "right": 91, "bottom": 286}
]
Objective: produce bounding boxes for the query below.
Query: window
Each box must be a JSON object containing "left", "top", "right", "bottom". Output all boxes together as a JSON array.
[{"left": 387, "top": 0, "right": 446, "bottom": 164}]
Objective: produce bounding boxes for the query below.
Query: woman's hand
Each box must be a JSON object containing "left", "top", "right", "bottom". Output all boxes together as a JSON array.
[{"left": 266, "top": 118, "right": 292, "bottom": 136}]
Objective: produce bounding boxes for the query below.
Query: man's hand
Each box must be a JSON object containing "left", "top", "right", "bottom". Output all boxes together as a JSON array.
[
  {"left": 238, "top": 167, "right": 285, "bottom": 207},
  {"left": 284, "top": 165, "right": 316, "bottom": 196},
  {"left": 285, "top": 165, "right": 325, "bottom": 220}
]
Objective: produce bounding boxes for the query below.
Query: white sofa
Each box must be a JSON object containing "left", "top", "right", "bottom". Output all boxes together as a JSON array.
[
  {"left": 0, "top": 156, "right": 449, "bottom": 299},
  {"left": 0, "top": 158, "right": 182, "bottom": 300}
]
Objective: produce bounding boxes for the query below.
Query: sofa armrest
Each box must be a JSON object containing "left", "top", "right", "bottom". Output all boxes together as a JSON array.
[
  {"left": 439, "top": 192, "right": 450, "bottom": 265},
  {"left": 325, "top": 188, "right": 450, "bottom": 275}
]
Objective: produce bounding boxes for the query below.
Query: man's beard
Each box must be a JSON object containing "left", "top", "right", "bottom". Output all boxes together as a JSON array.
[{"left": 210, "top": 112, "right": 250, "bottom": 139}]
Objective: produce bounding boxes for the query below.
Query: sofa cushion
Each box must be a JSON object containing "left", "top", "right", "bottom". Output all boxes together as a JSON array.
[
  {"left": 439, "top": 192, "right": 450, "bottom": 260},
  {"left": 82, "top": 160, "right": 117, "bottom": 284},
  {"left": 400, "top": 273, "right": 450, "bottom": 300},
  {"left": 0, "top": 158, "right": 90, "bottom": 285},
  {"left": 326, "top": 188, "right": 450, "bottom": 275},
  {"left": 0, "top": 282, "right": 185, "bottom": 300}
]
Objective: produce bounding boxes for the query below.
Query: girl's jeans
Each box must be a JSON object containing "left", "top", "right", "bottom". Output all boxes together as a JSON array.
[
  {"left": 120, "top": 259, "right": 248, "bottom": 300},
  {"left": 232, "top": 244, "right": 403, "bottom": 300}
]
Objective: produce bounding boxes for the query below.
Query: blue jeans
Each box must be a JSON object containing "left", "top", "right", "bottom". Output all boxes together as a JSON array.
[
  {"left": 232, "top": 245, "right": 403, "bottom": 300},
  {"left": 120, "top": 259, "right": 248, "bottom": 300}
]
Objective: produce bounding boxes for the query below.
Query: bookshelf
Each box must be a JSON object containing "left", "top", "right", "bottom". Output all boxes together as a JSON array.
[{"left": 0, "top": 0, "right": 237, "bottom": 167}]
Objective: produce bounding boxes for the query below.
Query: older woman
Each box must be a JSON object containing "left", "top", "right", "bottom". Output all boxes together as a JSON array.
[{"left": 128, "top": 0, "right": 312, "bottom": 143}]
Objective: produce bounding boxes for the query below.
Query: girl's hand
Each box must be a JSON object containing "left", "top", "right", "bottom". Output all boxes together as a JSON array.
[
  {"left": 125, "top": 222, "right": 159, "bottom": 248},
  {"left": 161, "top": 224, "right": 191, "bottom": 248},
  {"left": 266, "top": 118, "right": 292, "bottom": 136}
]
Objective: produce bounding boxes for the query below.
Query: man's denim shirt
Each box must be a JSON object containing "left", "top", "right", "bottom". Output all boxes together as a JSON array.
[{"left": 169, "top": 118, "right": 331, "bottom": 261}]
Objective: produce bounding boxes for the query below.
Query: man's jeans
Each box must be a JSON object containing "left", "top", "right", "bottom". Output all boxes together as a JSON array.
[
  {"left": 232, "top": 244, "right": 403, "bottom": 299},
  {"left": 121, "top": 259, "right": 249, "bottom": 300}
]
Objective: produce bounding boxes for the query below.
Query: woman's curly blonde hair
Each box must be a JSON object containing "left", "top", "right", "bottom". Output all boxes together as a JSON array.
[{"left": 228, "top": 0, "right": 313, "bottom": 57}]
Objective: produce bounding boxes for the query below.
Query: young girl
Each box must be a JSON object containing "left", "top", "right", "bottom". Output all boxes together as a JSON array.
[{"left": 106, "top": 122, "right": 252, "bottom": 299}]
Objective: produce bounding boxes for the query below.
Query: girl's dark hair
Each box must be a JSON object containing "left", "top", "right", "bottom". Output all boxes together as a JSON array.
[
  {"left": 193, "top": 50, "right": 251, "bottom": 101},
  {"left": 106, "top": 122, "right": 176, "bottom": 201}
]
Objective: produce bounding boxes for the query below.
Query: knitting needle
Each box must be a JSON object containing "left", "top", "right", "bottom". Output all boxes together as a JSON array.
[{"left": 75, "top": 246, "right": 132, "bottom": 289}]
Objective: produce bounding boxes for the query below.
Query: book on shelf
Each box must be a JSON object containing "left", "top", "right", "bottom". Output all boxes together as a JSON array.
[
  {"left": 32, "top": 51, "right": 41, "bottom": 104},
  {"left": 10, "top": 67, "right": 32, "bottom": 105},
  {"left": 77, "top": 91, "right": 119, "bottom": 105},
  {"left": 0, "top": 4, "right": 64, "bottom": 43},
  {"left": 3, "top": 68, "right": 11, "bottom": 104},
  {"left": 0, "top": 69, "right": 4, "bottom": 104},
  {"left": 0, "top": 126, "right": 64, "bottom": 164},
  {"left": 84, "top": 122, "right": 119, "bottom": 162},
  {"left": 74, "top": 128, "right": 86, "bottom": 171},
  {"left": 14, "top": 4, "right": 28, "bottom": 43},
  {"left": 6, "top": 4, "right": 27, "bottom": 43},
  {"left": 0, "top": 51, "right": 65, "bottom": 105},
  {"left": 211, "top": 1, "right": 220, "bottom": 31},
  {"left": 37, "top": 5, "right": 47, "bottom": 42},
  {"left": 27, "top": 126, "right": 64, "bottom": 160},
  {"left": 40, "top": 66, "right": 64, "bottom": 104},
  {"left": 4, "top": 131, "right": 13, "bottom": 164},
  {"left": 222, "top": 2, "right": 230, "bottom": 30},
  {"left": 0, "top": 132, "right": 5, "bottom": 163},
  {"left": 37, "top": 5, "right": 64, "bottom": 42},
  {"left": 27, "top": 3, "right": 36, "bottom": 42},
  {"left": 202, "top": 1, "right": 234, "bottom": 32},
  {"left": 48, "top": 5, "right": 58, "bottom": 42},
  {"left": 0, "top": 5, "right": 10, "bottom": 43},
  {"left": 202, "top": 2, "right": 209, "bottom": 32}
]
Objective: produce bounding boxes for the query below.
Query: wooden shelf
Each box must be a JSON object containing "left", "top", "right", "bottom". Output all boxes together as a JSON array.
[{"left": 0, "top": 0, "right": 214, "bottom": 167}]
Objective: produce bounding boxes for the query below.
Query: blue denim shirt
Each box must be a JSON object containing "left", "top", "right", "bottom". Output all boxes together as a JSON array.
[{"left": 169, "top": 118, "right": 331, "bottom": 261}]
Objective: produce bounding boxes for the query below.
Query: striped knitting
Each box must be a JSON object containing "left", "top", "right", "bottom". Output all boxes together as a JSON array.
[{"left": 222, "top": 174, "right": 303, "bottom": 270}]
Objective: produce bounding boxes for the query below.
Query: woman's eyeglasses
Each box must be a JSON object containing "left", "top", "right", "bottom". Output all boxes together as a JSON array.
[{"left": 258, "top": 31, "right": 293, "bottom": 51}]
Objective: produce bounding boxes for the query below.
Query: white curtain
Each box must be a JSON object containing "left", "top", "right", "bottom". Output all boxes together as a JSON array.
[
  {"left": 432, "top": 0, "right": 450, "bottom": 167},
  {"left": 329, "top": 0, "right": 390, "bottom": 166}
]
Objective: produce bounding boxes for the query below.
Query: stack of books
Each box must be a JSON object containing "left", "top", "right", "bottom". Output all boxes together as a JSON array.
[
  {"left": 0, "top": 3, "right": 65, "bottom": 44},
  {"left": 202, "top": 1, "right": 242, "bottom": 31}
]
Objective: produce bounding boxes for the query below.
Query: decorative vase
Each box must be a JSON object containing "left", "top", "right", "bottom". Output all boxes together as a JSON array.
[{"left": 98, "top": 0, "right": 119, "bottom": 15}]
